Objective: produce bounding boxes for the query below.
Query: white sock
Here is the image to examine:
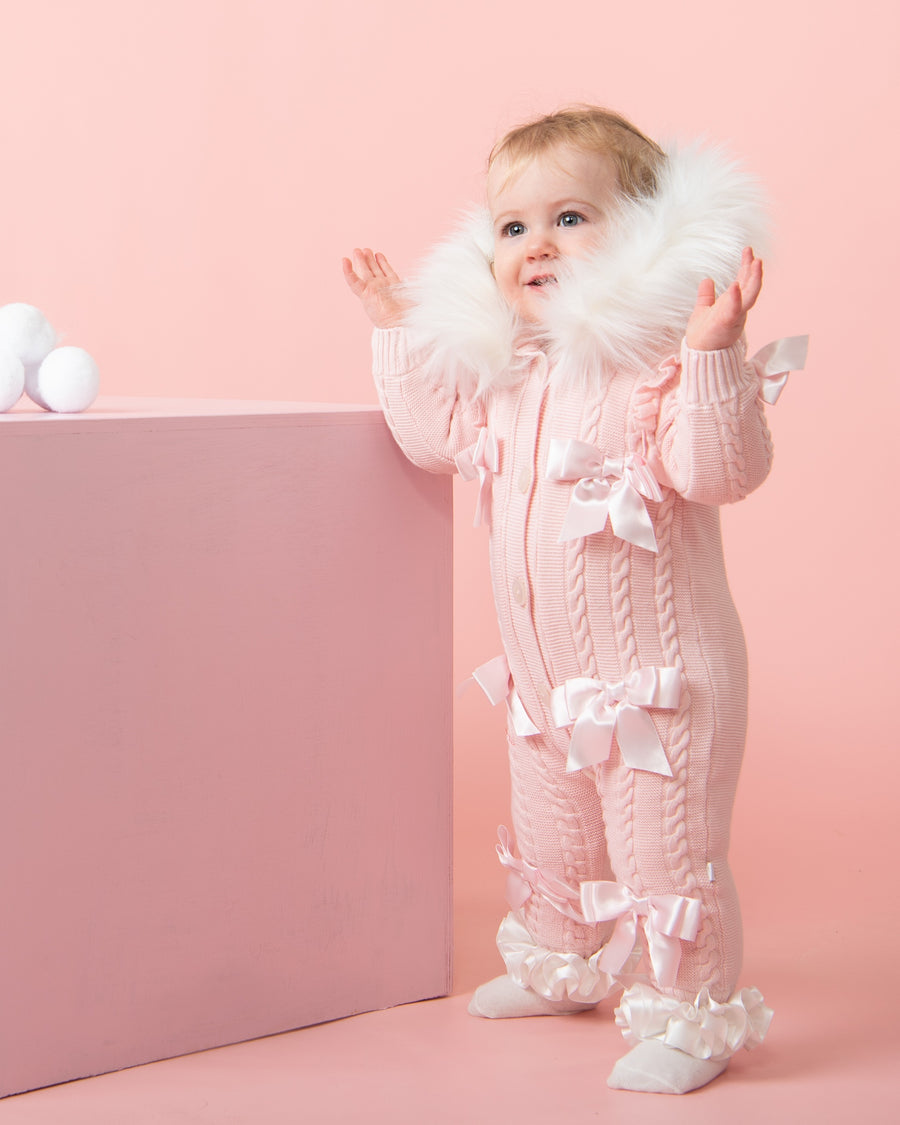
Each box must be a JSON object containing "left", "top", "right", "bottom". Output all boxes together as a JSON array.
[
  {"left": 467, "top": 975, "right": 597, "bottom": 1019},
  {"left": 607, "top": 1040, "right": 728, "bottom": 1094}
]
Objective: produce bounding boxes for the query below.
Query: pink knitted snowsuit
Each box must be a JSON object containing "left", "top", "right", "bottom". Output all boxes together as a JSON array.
[
  {"left": 370, "top": 145, "right": 786, "bottom": 1055},
  {"left": 375, "top": 328, "right": 764, "bottom": 1009}
]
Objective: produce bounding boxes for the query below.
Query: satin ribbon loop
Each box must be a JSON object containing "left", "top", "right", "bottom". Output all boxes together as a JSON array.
[
  {"left": 495, "top": 826, "right": 585, "bottom": 922},
  {"left": 455, "top": 427, "right": 499, "bottom": 528},
  {"left": 550, "top": 668, "right": 680, "bottom": 775},
  {"left": 580, "top": 881, "right": 702, "bottom": 991},
  {"left": 471, "top": 654, "right": 512, "bottom": 706},
  {"left": 546, "top": 439, "right": 661, "bottom": 551},
  {"left": 471, "top": 655, "right": 540, "bottom": 737},
  {"left": 749, "top": 334, "right": 809, "bottom": 405}
]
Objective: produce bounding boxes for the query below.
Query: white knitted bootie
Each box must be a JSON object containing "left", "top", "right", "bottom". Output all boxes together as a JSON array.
[{"left": 468, "top": 974, "right": 597, "bottom": 1018}]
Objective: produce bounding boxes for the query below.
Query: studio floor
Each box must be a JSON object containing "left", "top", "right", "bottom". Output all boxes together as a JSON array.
[{"left": 3, "top": 891, "right": 897, "bottom": 1125}]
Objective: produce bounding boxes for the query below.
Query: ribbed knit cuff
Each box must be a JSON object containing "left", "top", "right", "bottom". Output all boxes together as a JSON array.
[
  {"left": 680, "top": 338, "right": 754, "bottom": 405},
  {"left": 372, "top": 327, "right": 412, "bottom": 378}
]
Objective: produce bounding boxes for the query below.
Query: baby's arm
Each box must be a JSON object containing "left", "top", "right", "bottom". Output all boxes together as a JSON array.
[
  {"left": 343, "top": 248, "right": 485, "bottom": 472},
  {"left": 652, "top": 249, "right": 772, "bottom": 504}
]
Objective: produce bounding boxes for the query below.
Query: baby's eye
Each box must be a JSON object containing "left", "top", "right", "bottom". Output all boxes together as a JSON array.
[
  {"left": 502, "top": 221, "right": 526, "bottom": 237},
  {"left": 558, "top": 212, "right": 586, "bottom": 228}
]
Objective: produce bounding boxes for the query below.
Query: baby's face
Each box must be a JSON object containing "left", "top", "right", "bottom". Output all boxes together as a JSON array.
[{"left": 487, "top": 144, "right": 619, "bottom": 323}]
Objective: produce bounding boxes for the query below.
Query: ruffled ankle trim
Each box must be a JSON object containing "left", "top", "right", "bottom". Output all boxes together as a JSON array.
[
  {"left": 615, "top": 982, "right": 773, "bottom": 1062},
  {"left": 497, "top": 913, "right": 619, "bottom": 1004}
]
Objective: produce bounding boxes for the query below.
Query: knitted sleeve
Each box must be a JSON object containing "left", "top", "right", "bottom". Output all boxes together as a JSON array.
[
  {"left": 648, "top": 338, "right": 774, "bottom": 505},
  {"left": 372, "top": 326, "right": 486, "bottom": 474}
]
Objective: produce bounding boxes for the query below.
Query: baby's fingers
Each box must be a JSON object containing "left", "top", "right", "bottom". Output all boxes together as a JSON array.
[
  {"left": 738, "top": 252, "right": 763, "bottom": 312},
  {"left": 374, "top": 251, "right": 401, "bottom": 284},
  {"left": 351, "top": 247, "right": 380, "bottom": 279},
  {"left": 342, "top": 255, "right": 366, "bottom": 293},
  {"left": 694, "top": 278, "right": 716, "bottom": 308},
  {"left": 357, "top": 247, "right": 400, "bottom": 282},
  {"left": 717, "top": 282, "right": 745, "bottom": 325}
]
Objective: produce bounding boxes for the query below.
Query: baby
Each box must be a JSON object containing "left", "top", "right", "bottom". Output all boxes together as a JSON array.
[{"left": 344, "top": 106, "right": 803, "bottom": 1095}]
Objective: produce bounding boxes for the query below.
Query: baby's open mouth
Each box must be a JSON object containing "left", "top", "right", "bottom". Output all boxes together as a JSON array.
[{"left": 527, "top": 275, "right": 557, "bottom": 288}]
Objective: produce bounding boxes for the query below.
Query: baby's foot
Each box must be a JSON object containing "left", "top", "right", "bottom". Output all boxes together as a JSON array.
[
  {"left": 607, "top": 1040, "right": 728, "bottom": 1094},
  {"left": 467, "top": 975, "right": 597, "bottom": 1019}
]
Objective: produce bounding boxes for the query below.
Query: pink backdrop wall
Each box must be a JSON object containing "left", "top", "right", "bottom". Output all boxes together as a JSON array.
[{"left": 3, "top": 0, "right": 897, "bottom": 999}]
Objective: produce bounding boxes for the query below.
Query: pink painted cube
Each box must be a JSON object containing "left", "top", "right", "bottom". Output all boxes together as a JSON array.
[{"left": 0, "top": 398, "right": 452, "bottom": 1097}]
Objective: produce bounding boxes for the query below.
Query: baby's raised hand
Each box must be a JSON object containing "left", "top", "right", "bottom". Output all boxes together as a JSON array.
[
  {"left": 685, "top": 247, "right": 763, "bottom": 351},
  {"left": 342, "top": 248, "right": 408, "bottom": 329}
]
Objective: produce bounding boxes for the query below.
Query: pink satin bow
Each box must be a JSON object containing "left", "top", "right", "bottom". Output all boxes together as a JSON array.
[
  {"left": 580, "top": 881, "right": 702, "bottom": 991},
  {"left": 471, "top": 654, "right": 540, "bottom": 737},
  {"left": 545, "top": 439, "right": 663, "bottom": 551},
  {"left": 456, "top": 427, "right": 499, "bottom": 528},
  {"left": 550, "top": 667, "right": 680, "bottom": 775},
  {"left": 749, "top": 335, "right": 809, "bottom": 405},
  {"left": 495, "top": 826, "right": 584, "bottom": 921}
]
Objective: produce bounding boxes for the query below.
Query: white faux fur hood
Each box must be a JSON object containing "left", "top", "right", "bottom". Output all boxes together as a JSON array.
[{"left": 402, "top": 143, "right": 768, "bottom": 397}]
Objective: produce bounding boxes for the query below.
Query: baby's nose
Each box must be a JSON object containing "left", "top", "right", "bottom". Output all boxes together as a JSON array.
[{"left": 527, "top": 235, "right": 557, "bottom": 259}]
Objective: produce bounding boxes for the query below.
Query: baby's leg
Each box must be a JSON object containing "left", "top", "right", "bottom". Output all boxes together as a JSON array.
[
  {"left": 469, "top": 729, "right": 617, "bottom": 1018},
  {"left": 594, "top": 701, "right": 770, "bottom": 1092}
]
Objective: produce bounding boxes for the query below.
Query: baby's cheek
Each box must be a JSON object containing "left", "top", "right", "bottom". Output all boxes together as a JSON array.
[{"left": 584, "top": 226, "right": 610, "bottom": 255}]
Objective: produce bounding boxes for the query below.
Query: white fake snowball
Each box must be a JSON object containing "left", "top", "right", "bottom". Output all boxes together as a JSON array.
[
  {"left": 0, "top": 346, "right": 25, "bottom": 411},
  {"left": 27, "top": 346, "right": 99, "bottom": 413},
  {"left": 0, "top": 303, "right": 57, "bottom": 366}
]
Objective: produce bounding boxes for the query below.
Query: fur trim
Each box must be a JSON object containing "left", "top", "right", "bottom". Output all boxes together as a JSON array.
[
  {"left": 402, "top": 210, "right": 516, "bottom": 398},
  {"left": 402, "top": 143, "right": 769, "bottom": 396}
]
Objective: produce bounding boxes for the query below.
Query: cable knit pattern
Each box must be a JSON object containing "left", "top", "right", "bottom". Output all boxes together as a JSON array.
[
  {"left": 720, "top": 399, "right": 748, "bottom": 504},
  {"left": 508, "top": 730, "right": 605, "bottom": 955},
  {"left": 563, "top": 393, "right": 606, "bottom": 682},
  {"left": 603, "top": 537, "right": 645, "bottom": 897},
  {"left": 654, "top": 490, "right": 695, "bottom": 896},
  {"left": 654, "top": 490, "right": 722, "bottom": 998},
  {"left": 565, "top": 539, "right": 598, "bottom": 678},
  {"left": 757, "top": 388, "right": 775, "bottom": 469}
]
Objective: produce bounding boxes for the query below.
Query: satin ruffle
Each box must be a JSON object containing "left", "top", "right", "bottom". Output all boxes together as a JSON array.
[
  {"left": 615, "top": 982, "right": 773, "bottom": 1062},
  {"left": 497, "top": 912, "right": 618, "bottom": 1005}
]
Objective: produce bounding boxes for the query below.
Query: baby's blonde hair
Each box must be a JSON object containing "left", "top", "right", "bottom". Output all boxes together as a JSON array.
[{"left": 488, "top": 105, "right": 666, "bottom": 201}]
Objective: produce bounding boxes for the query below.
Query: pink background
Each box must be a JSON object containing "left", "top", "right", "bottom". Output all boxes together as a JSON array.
[{"left": 2, "top": 0, "right": 898, "bottom": 1114}]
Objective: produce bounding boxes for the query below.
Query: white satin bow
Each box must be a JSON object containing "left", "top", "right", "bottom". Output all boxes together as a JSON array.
[
  {"left": 545, "top": 440, "right": 663, "bottom": 551},
  {"left": 580, "top": 881, "right": 702, "bottom": 991},
  {"left": 456, "top": 427, "right": 499, "bottom": 528},
  {"left": 749, "top": 334, "right": 809, "bottom": 405},
  {"left": 550, "top": 667, "right": 680, "bottom": 775},
  {"left": 471, "top": 654, "right": 540, "bottom": 737},
  {"left": 495, "top": 826, "right": 584, "bottom": 921}
]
